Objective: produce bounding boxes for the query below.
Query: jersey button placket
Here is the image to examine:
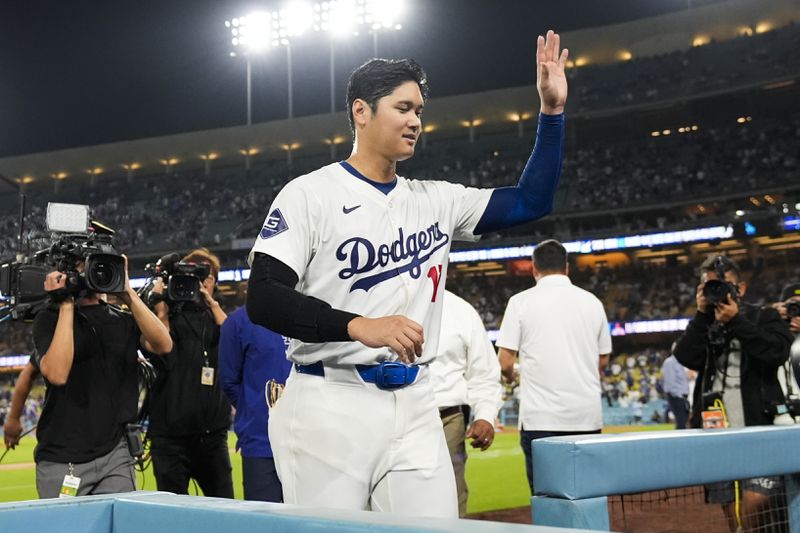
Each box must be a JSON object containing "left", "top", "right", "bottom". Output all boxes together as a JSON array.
[{"left": 386, "top": 202, "right": 410, "bottom": 310}]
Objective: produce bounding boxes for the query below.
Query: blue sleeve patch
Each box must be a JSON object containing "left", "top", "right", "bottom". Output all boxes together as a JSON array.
[{"left": 260, "top": 208, "right": 289, "bottom": 239}]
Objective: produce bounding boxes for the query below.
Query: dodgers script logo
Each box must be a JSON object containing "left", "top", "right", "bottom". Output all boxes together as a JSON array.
[{"left": 336, "top": 223, "right": 450, "bottom": 292}]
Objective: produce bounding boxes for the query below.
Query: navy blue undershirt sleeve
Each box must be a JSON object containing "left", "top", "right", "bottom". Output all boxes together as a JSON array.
[{"left": 473, "top": 112, "right": 565, "bottom": 235}]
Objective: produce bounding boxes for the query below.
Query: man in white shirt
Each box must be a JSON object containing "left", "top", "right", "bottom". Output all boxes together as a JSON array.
[
  {"left": 496, "top": 239, "right": 612, "bottom": 494},
  {"left": 430, "top": 290, "right": 503, "bottom": 517}
]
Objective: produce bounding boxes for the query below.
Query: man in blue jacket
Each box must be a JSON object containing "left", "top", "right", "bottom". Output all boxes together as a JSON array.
[{"left": 219, "top": 306, "right": 292, "bottom": 502}]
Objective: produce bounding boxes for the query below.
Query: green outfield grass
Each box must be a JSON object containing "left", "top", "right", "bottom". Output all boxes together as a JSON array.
[
  {"left": 464, "top": 423, "right": 673, "bottom": 513},
  {"left": 0, "top": 424, "right": 673, "bottom": 511}
]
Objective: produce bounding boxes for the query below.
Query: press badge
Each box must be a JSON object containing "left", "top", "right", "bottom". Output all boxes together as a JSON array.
[
  {"left": 59, "top": 474, "right": 81, "bottom": 498},
  {"left": 201, "top": 366, "right": 215, "bottom": 386}
]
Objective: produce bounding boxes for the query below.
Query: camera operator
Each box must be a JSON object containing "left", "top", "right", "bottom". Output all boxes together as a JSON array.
[
  {"left": 774, "top": 283, "right": 800, "bottom": 337},
  {"left": 32, "top": 256, "right": 172, "bottom": 498},
  {"left": 145, "top": 248, "right": 234, "bottom": 498},
  {"left": 674, "top": 255, "right": 792, "bottom": 530}
]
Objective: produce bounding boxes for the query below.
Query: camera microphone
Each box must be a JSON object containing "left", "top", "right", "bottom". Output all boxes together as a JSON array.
[{"left": 156, "top": 252, "right": 181, "bottom": 273}]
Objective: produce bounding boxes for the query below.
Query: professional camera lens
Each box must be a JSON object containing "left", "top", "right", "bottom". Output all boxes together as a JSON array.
[
  {"left": 85, "top": 254, "right": 126, "bottom": 293},
  {"left": 88, "top": 261, "right": 119, "bottom": 292},
  {"left": 168, "top": 274, "right": 200, "bottom": 302},
  {"left": 702, "top": 279, "right": 730, "bottom": 307},
  {"left": 92, "top": 262, "right": 113, "bottom": 286}
]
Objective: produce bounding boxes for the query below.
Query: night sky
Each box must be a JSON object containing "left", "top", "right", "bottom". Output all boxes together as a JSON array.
[{"left": 0, "top": 0, "right": 694, "bottom": 157}]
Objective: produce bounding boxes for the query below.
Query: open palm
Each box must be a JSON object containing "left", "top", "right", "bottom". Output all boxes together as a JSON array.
[{"left": 537, "top": 30, "right": 569, "bottom": 114}]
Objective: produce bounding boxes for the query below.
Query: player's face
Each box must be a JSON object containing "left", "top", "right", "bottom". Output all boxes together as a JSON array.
[{"left": 368, "top": 81, "right": 424, "bottom": 162}]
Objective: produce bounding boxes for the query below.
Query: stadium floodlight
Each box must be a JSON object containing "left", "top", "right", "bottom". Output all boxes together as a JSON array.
[
  {"left": 281, "top": 2, "right": 313, "bottom": 37},
  {"left": 318, "top": 0, "right": 359, "bottom": 113},
  {"left": 239, "top": 11, "right": 274, "bottom": 53},
  {"left": 226, "top": 11, "right": 277, "bottom": 125},
  {"left": 325, "top": 0, "right": 358, "bottom": 36},
  {"left": 363, "top": 0, "right": 404, "bottom": 55},
  {"left": 226, "top": 6, "right": 307, "bottom": 123}
]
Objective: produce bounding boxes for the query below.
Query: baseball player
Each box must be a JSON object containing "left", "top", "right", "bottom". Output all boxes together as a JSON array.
[{"left": 247, "top": 31, "right": 569, "bottom": 518}]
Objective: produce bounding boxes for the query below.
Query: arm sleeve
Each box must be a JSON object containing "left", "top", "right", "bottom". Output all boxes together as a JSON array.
[
  {"left": 473, "top": 113, "right": 565, "bottom": 235},
  {"left": 729, "top": 306, "right": 793, "bottom": 367},
  {"left": 246, "top": 253, "right": 360, "bottom": 343},
  {"left": 674, "top": 311, "right": 713, "bottom": 371},
  {"left": 218, "top": 312, "right": 243, "bottom": 408},
  {"left": 495, "top": 297, "right": 521, "bottom": 351},
  {"left": 463, "top": 307, "right": 503, "bottom": 424}
]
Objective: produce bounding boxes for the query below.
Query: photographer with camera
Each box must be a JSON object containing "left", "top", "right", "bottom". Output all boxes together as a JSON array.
[
  {"left": 674, "top": 255, "right": 792, "bottom": 530},
  {"left": 774, "top": 283, "right": 800, "bottom": 337},
  {"left": 32, "top": 249, "right": 172, "bottom": 498},
  {"left": 144, "top": 248, "right": 233, "bottom": 498}
]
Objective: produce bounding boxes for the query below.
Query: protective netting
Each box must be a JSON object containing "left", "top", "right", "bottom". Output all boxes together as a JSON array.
[{"left": 609, "top": 481, "right": 790, "bottom": 532}]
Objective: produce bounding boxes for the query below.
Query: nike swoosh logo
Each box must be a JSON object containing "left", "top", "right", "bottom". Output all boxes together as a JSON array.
[{"left": 343, "top": 205, "right": 361, "bottom": 214}]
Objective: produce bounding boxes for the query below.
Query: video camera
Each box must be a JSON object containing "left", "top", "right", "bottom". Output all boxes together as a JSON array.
[
  {"left": 0, "top": 203, "right": 126, "bottom": 321},
  {"left": 141, "top": 252, "right": 210, "bottom": 305},
  {"left": 45, "top": 204, "right": 126, "bottom": 297},
  {"left": 0, "top": 259, "right": 48, "bottom": 321}
]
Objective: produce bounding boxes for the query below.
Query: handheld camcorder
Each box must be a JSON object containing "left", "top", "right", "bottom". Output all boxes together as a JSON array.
[{"left": 142, "top": 252, "right": 210, "bottom": 305}]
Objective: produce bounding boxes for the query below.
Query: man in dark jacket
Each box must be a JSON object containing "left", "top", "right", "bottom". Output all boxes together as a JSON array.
[
  {"left": 146, "top": 248, "right": 233, "bottom": 498},
  {"left": 675, "top": 255, "right": 792, "bottom": 530}
]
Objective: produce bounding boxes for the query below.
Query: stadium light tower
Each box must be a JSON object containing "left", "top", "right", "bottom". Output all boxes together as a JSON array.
[
  {"left": 363, "top": 0, "right": 405, "bottom": 57},
  {"left": 280, "top": 1, "right": 313, "bottom": 119},
  {"left": 316, "top": 0, "right": 358, "bottom": 113},
  {"left": 226, "top": 3, "right": 312, "bottom": 123},
  {"left": 226, "top": 11, "right": 274, "bottom": 125}
]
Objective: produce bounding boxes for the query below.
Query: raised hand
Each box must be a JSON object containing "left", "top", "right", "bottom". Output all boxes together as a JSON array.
[{"left": 537, "top": 30, "right": 569, "bottom": 115}]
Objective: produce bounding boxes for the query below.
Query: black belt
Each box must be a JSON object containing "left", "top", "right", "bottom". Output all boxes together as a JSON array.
[{"left": 439, "top": 405, "right": 464, "bottom": 419}]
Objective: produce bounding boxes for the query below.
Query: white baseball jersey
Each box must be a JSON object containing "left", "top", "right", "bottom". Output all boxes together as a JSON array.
[{"left": 248, "top": 162, "right": 492, "bottom": 366}]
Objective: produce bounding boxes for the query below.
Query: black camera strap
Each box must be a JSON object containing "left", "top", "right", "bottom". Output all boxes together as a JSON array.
[{"left": 178, "top": 308, "right": 210, "bottom": 369}]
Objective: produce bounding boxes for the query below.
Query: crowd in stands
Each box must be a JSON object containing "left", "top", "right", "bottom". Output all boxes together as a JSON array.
[
  {"left": 447, "top": 261, "right": 699, "bottom": 329},
  {"left": 414, "top": 112, "right": 800, "bottom": 213},
  {"left": 569, "top": 21, "right": 800, "bottom": 112},
  {"left": 2, "top": 108, "right": 795, "bottom": 262},
  {"left": 0, "top": 322, "right": 34, "bottom": 357}
]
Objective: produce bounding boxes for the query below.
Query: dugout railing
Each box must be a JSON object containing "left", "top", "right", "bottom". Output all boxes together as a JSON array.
[{"left": 531, "top": 425, "right": 800, "bottom": 531}]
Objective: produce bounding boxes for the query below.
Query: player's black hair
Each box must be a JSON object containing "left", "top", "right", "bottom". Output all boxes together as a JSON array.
[
  {"left": 700, "top": 255, "right": 741, "bottom": 282},
  {"left": 533, "top": 239, "right": 567, "bottom": 273},
  {"left": 346, "top": 58, "right": 429, "bottom": 135}
]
